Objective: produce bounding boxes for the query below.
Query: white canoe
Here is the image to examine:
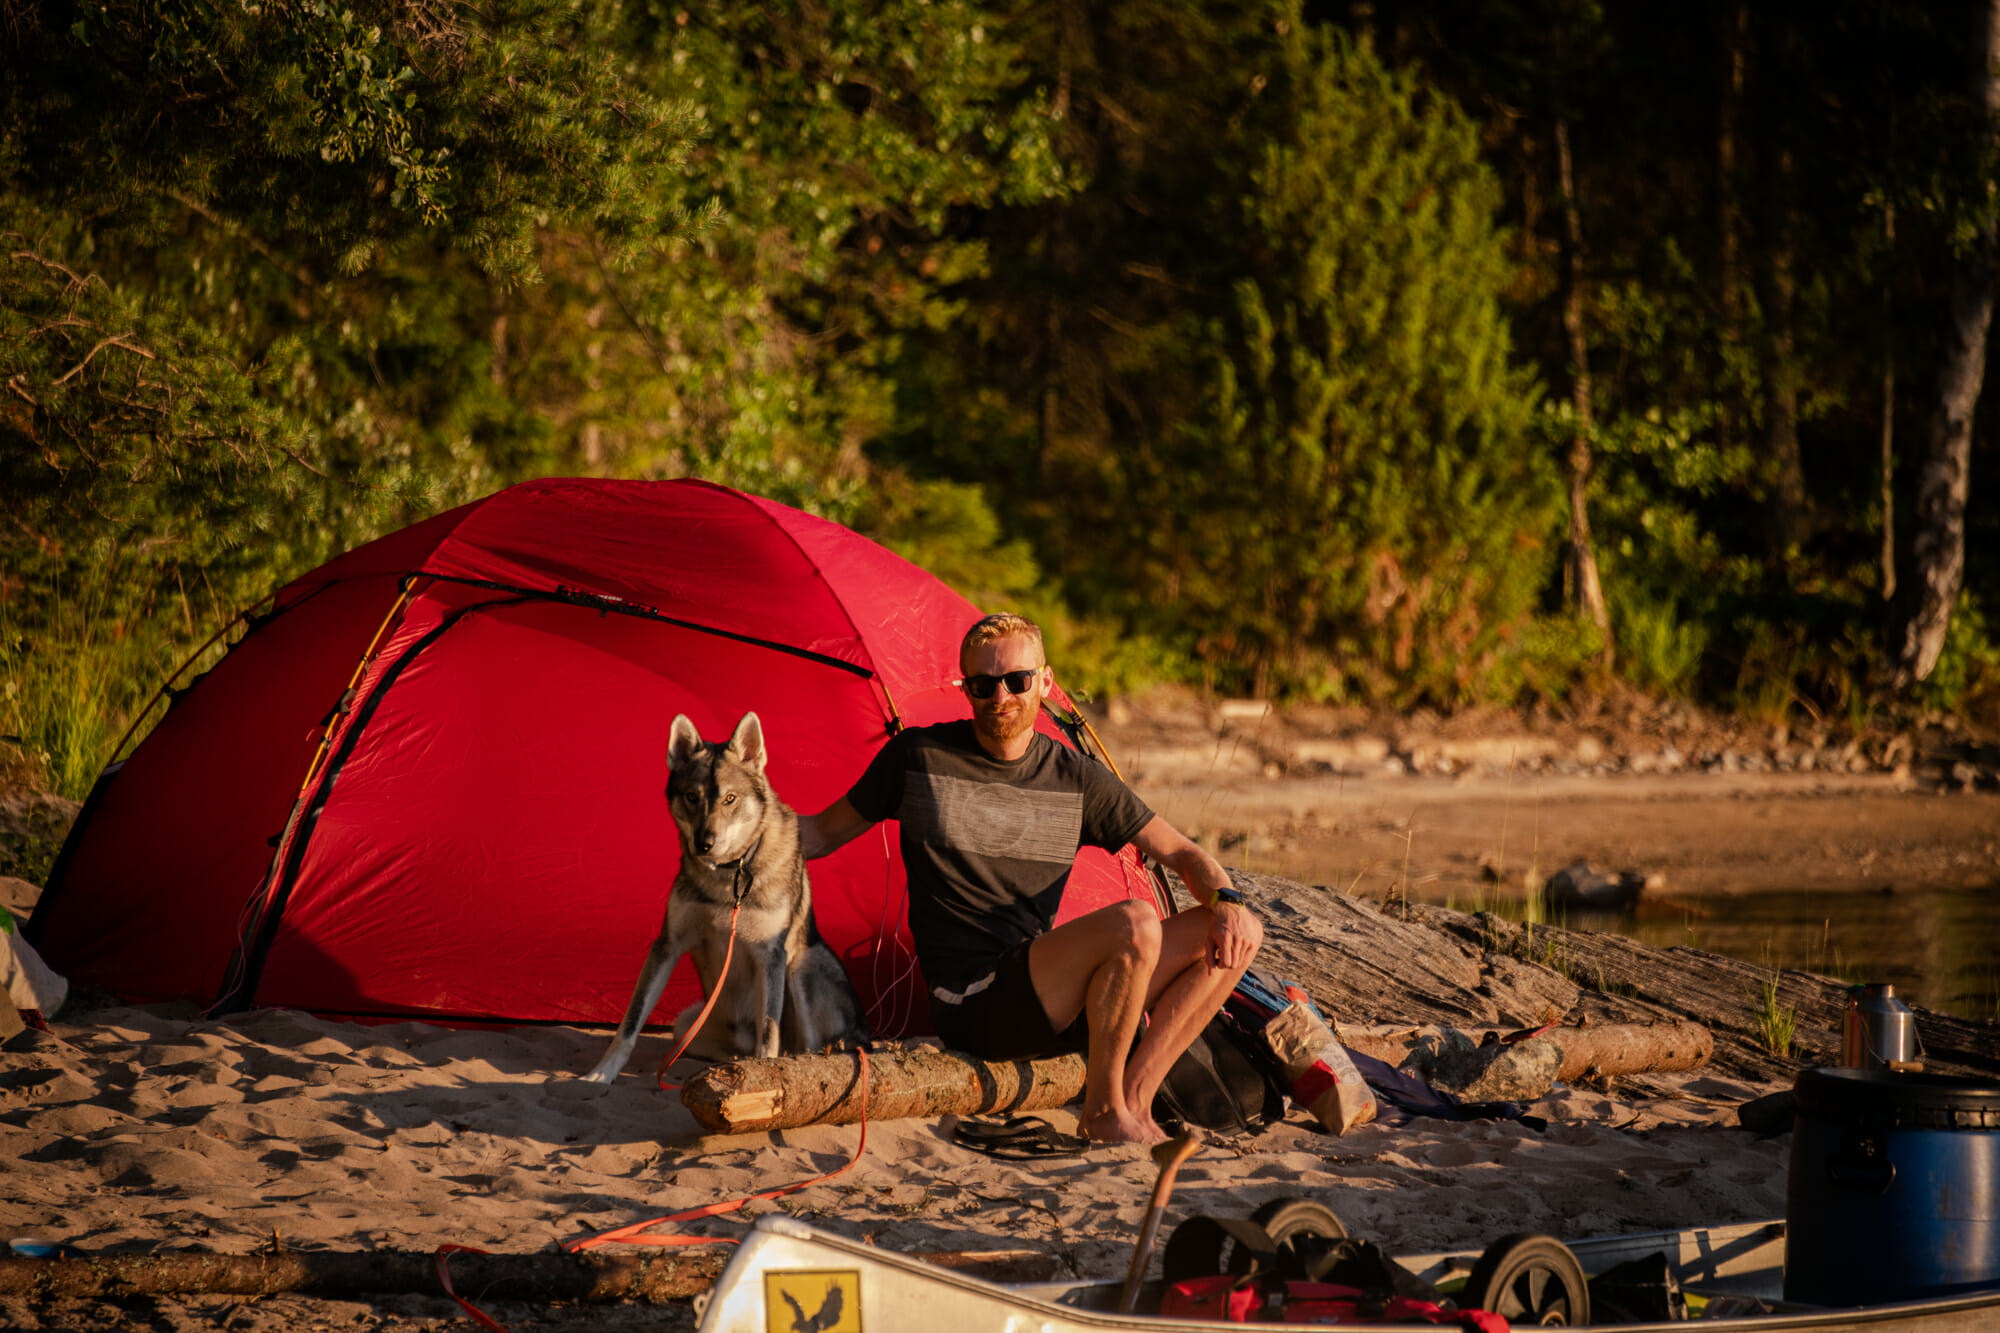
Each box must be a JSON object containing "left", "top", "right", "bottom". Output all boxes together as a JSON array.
[{"left": 691, "top": 1212, "right": 2000, "bottom": 1332}]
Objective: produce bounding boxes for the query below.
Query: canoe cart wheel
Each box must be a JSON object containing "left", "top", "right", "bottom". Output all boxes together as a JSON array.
[
  {"left": 1462, "top": 1233, "right": 1590, "bottom": 1327},
  {"left": 1249, "top": 1198, "right": 1348, "bottom": 1247},
  {"left": 1164, "top": 1198, "right": 1348, "bottom": 1285},
  {"left": 1226, "top": 1198, "right": 1348, "bottom": 1276}
]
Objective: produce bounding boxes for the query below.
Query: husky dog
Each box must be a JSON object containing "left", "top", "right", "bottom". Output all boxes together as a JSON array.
[{"left": 582, "top": 712, "right": 869, "bottom": 1084}]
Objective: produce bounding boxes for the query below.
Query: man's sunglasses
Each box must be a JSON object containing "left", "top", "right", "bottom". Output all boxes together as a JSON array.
[{"left": 959, "top": 669, "right": 1040, "bottom": 700}]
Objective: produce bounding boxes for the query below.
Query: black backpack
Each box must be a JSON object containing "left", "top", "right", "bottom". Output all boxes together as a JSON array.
[{"left": 1153, "top": 1009, "right": 1288, "bottom": 1135}]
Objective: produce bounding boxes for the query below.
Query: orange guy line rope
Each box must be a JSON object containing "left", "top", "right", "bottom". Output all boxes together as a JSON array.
[
  {"left": 569, "top": 1046, "right": 872, "bottom": 1252},
  {"left": 296, "top": 578, "right": 421, "bottom": 792},
  {"left": 653, "top": 903, "right": 741, "bottom": 1093},
  {"left": 433, "top": 1245, "right": 511, "bottom": 1333}
]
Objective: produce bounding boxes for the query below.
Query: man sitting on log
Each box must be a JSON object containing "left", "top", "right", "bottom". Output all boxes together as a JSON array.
[{"left": 800, "top": 612, "right": 1262, "bottom": 1145}]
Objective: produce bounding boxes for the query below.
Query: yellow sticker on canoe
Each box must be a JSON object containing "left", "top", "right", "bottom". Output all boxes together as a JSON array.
[{"left": 765, "top": 1269, "right": 861, "bottom": 1333}]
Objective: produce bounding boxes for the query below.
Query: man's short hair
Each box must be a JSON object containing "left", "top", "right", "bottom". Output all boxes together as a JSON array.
[{"left": 961, "top": 612, "right": 1044, "bottom": 663}]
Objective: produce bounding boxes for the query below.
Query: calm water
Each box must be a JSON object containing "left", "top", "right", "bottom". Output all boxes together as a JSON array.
[{"left": 1558, "top": 885, "right": 2000, "bottom": 1022}]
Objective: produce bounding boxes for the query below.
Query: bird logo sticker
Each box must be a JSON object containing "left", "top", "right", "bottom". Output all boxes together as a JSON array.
[{"left": 764, "top": 1269, "right": 861, "bottom": 1333}]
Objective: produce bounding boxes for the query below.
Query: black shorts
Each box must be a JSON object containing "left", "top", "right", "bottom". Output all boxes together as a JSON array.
[{"left": 929, "top": 937, "right": 1089, "bottom": 1061}]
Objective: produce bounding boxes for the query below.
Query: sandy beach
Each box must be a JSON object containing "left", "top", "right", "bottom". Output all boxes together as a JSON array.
[
  {"left": 1, "top": 983, "right": 1791, "bottom": 1333},
  {"left": 5, "top": 692, "right": 1997, "bottom": 1332}
]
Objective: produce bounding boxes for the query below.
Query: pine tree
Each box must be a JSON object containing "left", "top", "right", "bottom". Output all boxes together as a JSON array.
[{"left": 1131, "top": 22, "right": 1556, "bottom": 699}]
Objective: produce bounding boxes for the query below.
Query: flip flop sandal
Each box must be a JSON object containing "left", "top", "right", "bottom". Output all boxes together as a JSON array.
[{"left": 951, "top": 1114, "right": 1092, "bottom": 1160}]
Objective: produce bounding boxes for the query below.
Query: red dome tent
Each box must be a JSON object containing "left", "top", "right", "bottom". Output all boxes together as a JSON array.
[{"left": 30, "top": 479, "right": 1153, "bottom": 1034}]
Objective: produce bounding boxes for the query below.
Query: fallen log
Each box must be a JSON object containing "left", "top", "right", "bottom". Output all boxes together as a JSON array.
[
  {"left": 681, "top": 1045, "right": 1086, "bottom": 1134},
  {"left": 0, "top": 1244, "right": 1063, "bottom": 1301},
  {"left": 1416, "top": 907, "right": 2000, "bottom": 1082},
  {"left": 682, "top": 1019, "right": 1712, "bottom": 1136},
  {"left": 1338, "top": 1019, "right": 1714, "bottom": 1084},
  {"left": 0, "top": 1249, "right": 727, "bottom": 1303}
]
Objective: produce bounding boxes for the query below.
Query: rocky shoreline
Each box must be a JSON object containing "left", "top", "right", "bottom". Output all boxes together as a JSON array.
[{"left": 1091, "top": 685, "right": 2000, "bottom": 793}]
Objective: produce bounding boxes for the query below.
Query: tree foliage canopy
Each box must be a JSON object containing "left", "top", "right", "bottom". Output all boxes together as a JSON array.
[{"left": 4, "top": 0, "right": 1998, "bottom": 799}]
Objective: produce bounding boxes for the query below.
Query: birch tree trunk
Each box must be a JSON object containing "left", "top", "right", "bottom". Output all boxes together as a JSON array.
[
  {"left": 1716, "top": 1, "right": 1748, "bottom": 462},
  {"left": 1892, "top": 0, "right": 2000, "bottom": 684},
  {"left": 1761, "top": 148, "right": 1810, "bottom": 554},
  {"left": 1554, "top": 116, "right": 1612, "bottom": 662},
  {"left": 1881, "top": 197, "right": 1897, "bottom": 603}
]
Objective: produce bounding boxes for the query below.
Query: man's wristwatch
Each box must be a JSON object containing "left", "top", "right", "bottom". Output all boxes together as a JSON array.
[{"left": 1207, "top": 885, "right": 1247, "bottom": 910}]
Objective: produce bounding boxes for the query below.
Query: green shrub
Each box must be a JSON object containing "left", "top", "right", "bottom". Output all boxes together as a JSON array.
[
  {"left": 1919, "top": 592, "right": 2000, "bottom": 712},
  {"left": 857, "top": 475, "right": 1189, "bottom": 702},
  {"left": 1614, "top": 593, "right": 1708, "bottom": 695},
  {"left": 1478, "top": 614, "right": 1608, "bottom": 706}
]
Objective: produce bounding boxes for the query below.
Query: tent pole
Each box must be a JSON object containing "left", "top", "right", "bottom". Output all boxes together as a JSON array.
[
  {"left": 209, "top": 576, "right": 424, "bottom": 1016},
  {"left": 298, "top": 576, "right": 423, "bottom": 791}
]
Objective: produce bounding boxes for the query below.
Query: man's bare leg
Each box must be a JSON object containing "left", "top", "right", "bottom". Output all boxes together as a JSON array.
[
  {"left": 1027, "top": 901, "right": 1164, "bottom": 1144},
  {"left": 1122, "top": 908, "right": 1257, "bottom": 1114}
]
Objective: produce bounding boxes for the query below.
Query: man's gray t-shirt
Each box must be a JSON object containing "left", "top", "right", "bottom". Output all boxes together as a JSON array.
[{"left": 844, "top": 721, "right": 1154, "bottom": 993}]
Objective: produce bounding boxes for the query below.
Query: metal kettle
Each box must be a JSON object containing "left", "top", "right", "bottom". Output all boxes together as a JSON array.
[{"left": 1841, "top": 982, "right": 1919, "bottom": 1070}]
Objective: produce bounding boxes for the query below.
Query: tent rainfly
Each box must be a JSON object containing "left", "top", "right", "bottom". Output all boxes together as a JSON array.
[{"left": 29, "top": 479, "right": 1153, "bottom": 1035}]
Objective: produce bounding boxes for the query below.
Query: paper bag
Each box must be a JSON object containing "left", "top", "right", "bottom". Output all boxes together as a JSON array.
[{"left": 1263, "top": 1000, "right": 1376, "bottom": 1134}]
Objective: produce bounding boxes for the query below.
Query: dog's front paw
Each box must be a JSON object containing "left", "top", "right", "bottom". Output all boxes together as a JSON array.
[
  {"left": 548, "top": 1070, "right": 616, "bottom": 1100},
  {"left": 577, "top": 1063, "right": 621, "bottom": 1086}
]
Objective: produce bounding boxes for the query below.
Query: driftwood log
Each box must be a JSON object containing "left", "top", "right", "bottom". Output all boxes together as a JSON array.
[
  {"left": 0, "top": 1250, "right": 728, "bottom": 1303},
  {"left": 1340, "top": 1019, "right": 1716, "bottom": 1083},
  {"left": 0, "top": 1245, "right": 1063, "bottom": 1302},
  {"left": 682, "top": 1045, "right": 1086, "bottom": 1134},
  {"left": 683, "top": 1022, "right": 1708, "bottom": 1136}
]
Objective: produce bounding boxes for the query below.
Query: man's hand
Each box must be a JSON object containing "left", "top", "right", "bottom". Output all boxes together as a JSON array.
[
  {"left": 1130, "top": 815, "right": 1261, "bottom": 972},
  {"left": 1204, "top": 900, "right": 1258, "bottom": 974}
]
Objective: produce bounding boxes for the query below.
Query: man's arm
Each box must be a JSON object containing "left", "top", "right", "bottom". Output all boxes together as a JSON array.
[
  {"left": 1130, "top": 815, "right": 1258, "bottom": 971},
  {"left": 798, "top": 797, "right": 876, "bottom": 860},
  {"left": 1130, "top": 815, "right": 1230, "bottom": 899}
]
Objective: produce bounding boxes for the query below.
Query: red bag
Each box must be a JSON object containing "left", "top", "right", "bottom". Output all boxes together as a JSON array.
[
  {"left": 1158, "top": 1276, "right": 1510, "bottom": 1330},
  {"left": 1281, "top": 1283, "right": 1510, "bottom": 1329},
  {"left": 1159, "top": 1275, "right": 1262, "bottom": 1322}
]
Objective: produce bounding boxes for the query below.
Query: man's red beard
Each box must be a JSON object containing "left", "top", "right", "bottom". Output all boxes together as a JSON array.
[{"left": 972, "top": 698, "right": 1037, "bottom": 747}]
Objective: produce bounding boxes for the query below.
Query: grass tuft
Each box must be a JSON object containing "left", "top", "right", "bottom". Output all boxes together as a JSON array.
[
  {"left": 0, "top": 572, "right": 215, "bottom": 804},
  {"left": 1513, "top": 918, "right": 1573, "bottom": 980},
  {"left": 1751, "top": 969, "right": 1797, "bottom": 1055}
]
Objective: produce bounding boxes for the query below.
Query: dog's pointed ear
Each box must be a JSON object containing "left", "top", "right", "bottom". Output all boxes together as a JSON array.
[
  {"left": 727, "top": 712, "right": 767, "bottom": 774},
  {"left": 667, "top": 714, "right": 705, "bottom": 769}
]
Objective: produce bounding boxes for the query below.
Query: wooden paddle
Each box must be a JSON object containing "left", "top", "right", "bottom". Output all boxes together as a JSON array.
[{"left": 1118, "top": 1131, "right": 1203, "bottom": 1314}]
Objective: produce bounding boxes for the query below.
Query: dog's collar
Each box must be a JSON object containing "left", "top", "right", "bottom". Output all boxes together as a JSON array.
[{"left": 719, "top": 833, "right": 765, "bottom": 905}]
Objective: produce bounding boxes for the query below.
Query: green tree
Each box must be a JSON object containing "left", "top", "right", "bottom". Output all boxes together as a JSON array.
[
  {"left": 1152, "top": 24, "right": 1555, "bottom": 699},
  {"left": 3, "top": 0, "right": 1069, "bottom": 616},
  {"left": 2, "top": 0, "right": 1073, "bottom": 795},
  {"left": 2, "top": 0, "right": 708, "bottom": 625},
  {"left": 1369, "top": 0, "right": 2000, "bottom": 711},
  {"left": 887, "top": 5, "right": 1558, "bottom": 701}
]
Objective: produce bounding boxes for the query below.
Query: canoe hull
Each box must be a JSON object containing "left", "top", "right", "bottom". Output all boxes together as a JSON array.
[{"left": 694, "top": 1214, "right": 2000, "bottom": 1333}]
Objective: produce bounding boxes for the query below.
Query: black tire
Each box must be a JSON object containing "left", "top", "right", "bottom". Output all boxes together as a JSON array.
[
  {"left": 1247, "top": 1197, "right": 1348, "bottom": 1246},
  {"left": 1222, "top": 1198, "right": 1348, "bottom": 1278},
  {"left": 1462, "top": 1233, "right": 1590, "bottom": 1327},
  {"left": 1161, "top": 1217, "right": 1232, "bottom": 1285}
]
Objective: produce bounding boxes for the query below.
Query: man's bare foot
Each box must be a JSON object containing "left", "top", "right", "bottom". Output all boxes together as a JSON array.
[{"left": 1082, "top": 1106, "right": 1169, "bottom": 1145}]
